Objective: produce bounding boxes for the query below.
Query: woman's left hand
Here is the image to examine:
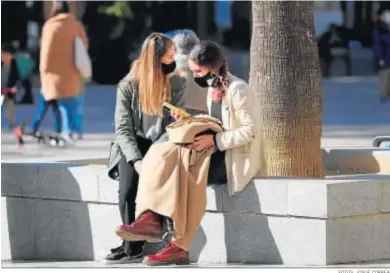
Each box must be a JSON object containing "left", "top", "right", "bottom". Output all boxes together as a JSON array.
[
  {"left": 171, "top": 108, "right": 190, "bottom": 121},
  {"left": 189, "top": 135, "right": 215, "bottom": 151}
]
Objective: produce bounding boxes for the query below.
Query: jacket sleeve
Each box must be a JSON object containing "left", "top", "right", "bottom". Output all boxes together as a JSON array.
[
  {"left": 77, "top": 21, "right": 89, "bottom": 49},
  {"left": 115, "top": 81, "right": 143, "bottom": 163},
  {"left": 171, "top": 74, "right": 187, "bottom": 108},
  {"left": 372, "top": 28, "right": 383, "bottom": 61},
  {"left": 39, "top": 22, "right": 54, "bottom": 73},
  {"left": 215, "top": 82, "right": 256, "bottom": 151}
]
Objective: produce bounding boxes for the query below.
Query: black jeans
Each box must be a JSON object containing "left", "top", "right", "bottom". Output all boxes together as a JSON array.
[
  {"left": 31, "top": 99, "right": 62, "bottom": 134},
  {"left": 118, "top": 137, "right": 152, "bottom": 256},
  {"left": 207, "top": 150, "right": 227, "bottom": 186},
  {"left": 20, "top": 78, "right": 33, "bottom": 104}
]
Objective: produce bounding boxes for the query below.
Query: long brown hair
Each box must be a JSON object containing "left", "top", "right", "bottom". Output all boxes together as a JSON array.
[
  {"left": 130, "top": 33, "right": 174, "bottom": 116},
  {"left": 49, "top": 1, "right": 70, "bottom": 18}
]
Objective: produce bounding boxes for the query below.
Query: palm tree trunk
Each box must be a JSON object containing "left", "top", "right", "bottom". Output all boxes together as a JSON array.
[{"left": 249, "top": 1, "right": 324, "bottom": 178}]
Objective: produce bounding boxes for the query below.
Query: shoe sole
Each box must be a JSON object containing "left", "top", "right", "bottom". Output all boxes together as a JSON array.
[
  {"left": 115, "top": 229, "right": 162, "bottom": 243},
  {"left": 101, "top": 257, "right": 143, "bottom": 265},
  {"left": 142, "top": 258, "right": 190, "bottom": 266},
  {"left": 100, "top": 253, "right": 144, "bottom": 265}
]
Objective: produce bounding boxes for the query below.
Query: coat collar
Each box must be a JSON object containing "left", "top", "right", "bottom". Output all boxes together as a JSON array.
[{"left": 206, "top": 72, "right": 235, "bottom": 126}]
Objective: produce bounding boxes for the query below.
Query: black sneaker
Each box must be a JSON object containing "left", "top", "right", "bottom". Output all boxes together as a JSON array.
[
  {"left": 102, "top": 250, "right": 144, "bottom": 265},
  {"left": 110, "top": 245, "right": 124, "bottom": 254}
]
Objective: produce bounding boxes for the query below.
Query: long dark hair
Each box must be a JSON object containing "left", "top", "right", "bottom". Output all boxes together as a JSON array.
[
  {"left": 188, "top": 41, "right": 228, "bottom": 76},
  {"left": 50, "top": 1, "right": 70, "bottom": 18}
]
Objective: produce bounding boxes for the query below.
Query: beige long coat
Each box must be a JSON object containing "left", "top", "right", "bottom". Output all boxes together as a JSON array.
[
  {"left": 40, "top": 13, "right": 88, "bottom": 100},
  {"left": 135, "top": 73, "right": 263, "bottom": 251},
  {"left": 135, "top": 116, "right": 223, "bottom": 251}
]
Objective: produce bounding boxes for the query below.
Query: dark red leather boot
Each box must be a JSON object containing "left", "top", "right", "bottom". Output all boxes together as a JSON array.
[
  {"left": 116, "top": 210, "right": 163, "bottom": 243},
  {"left": 142, "top": 243, "right": 189, "bottom": 266}
]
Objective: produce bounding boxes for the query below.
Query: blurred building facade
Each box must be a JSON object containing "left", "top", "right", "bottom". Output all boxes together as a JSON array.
[{"left": 2, "top": 0, "right": 390, "bottom": 82}]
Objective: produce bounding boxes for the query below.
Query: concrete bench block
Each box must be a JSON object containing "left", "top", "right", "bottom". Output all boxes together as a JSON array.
[
  {"left": 190, "top": 213, "right": 326, "bottom": 265},
  {"left": 2, "top": 162, "right": 390, "bottom": 265},
  {"left": 220, "top": 175, "right": 390, "bottom": 218},
  {"left": 205, "top": 186, "right": 223, "bottom": 211},
  {"left": 1, "top": 163, "right": 41, "bottom": 197},
  {"left": 190, "top": 213, "right": 227, "bottom": 263},
  {"left": 60, "top": 158, "right": 109, "bottom": 166},
  {"left": 86, "top": 203, "right": 122, "bottom": 260},
  {"left": 288, "top": 175, "right": 389, "bottom": 218},
  {"left": 1, "top": 163, "right": 99, "bottom": 203},
  {"left": 220, "top": 179, "right": 289, "bottom": 215},
  {"left": 96, "top": 167, "right": 118, "bottom": 204},
  {"left": 96, "top": 165, "right": 222, "bottom": 211},
  {"left": 1, "top": 197, "right": 36, "bottom": 260},
  {"left": 326, "top": 214, "right": 390, "bottom": 264},
  {"left": 381, "top": 180, "right": 390, "bottom": 213},
  {"left": 54, "top": 147, "right": 390, "bottom": 175},
  {"left": 1, "top": 196, "right": 121, "bottom": 261},
  {"left": 53, "top": 146, "right": 390, "bottom": 176},
  {"left": 191, "top": 212, "right": 390, "bottom": 265},
  {"left": 33, "top": 199, "right": 95, "bottom": 260}
]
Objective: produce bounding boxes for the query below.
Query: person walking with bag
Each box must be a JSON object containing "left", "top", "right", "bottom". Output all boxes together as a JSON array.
[
  {"left": 33, "top": 0, "right": 88, "bottom": 136},
  {"left": 12, "top": 40, "right": 35, "bottom": 105},
  {"left": 104, "top": 32, "right": 187, "bottom": 264}
]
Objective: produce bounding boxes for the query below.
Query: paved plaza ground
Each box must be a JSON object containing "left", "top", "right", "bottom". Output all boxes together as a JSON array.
[{"left": 2, "top": 259, "right": 390, "bottom": 268}]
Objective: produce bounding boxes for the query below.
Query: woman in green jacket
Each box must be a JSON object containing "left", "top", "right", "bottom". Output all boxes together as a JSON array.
[{"left": 103, "top": 32, "right": 187, "bottom": 264}]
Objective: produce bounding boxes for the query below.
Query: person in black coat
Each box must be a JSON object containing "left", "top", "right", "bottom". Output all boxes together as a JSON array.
[{"left": 318, "top": 24, "right": 351, "bottom": 77}]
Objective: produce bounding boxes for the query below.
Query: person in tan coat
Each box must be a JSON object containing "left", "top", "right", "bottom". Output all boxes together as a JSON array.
[
  {"left": 116, "top": 41, "right": 262, "bottom": 266},
  {"left": 33, "top": 1, "right": 88, "bottom": 135}
]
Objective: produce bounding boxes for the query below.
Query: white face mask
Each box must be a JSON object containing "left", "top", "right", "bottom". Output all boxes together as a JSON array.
[{"left": 383, "top": 13, "right": 390, "bottom": 24}]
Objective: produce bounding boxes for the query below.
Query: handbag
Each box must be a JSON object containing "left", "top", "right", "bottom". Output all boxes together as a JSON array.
[
  {"left": 107, "top": 141, "right": 120, "bottom": 181},
  {"left": 73, "top": 36, "right": 92, "bottom": 79}
]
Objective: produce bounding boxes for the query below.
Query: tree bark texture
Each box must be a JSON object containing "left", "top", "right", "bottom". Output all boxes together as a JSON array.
[{"left": 249, "top": 1, "right": 324, "bottom": 178}]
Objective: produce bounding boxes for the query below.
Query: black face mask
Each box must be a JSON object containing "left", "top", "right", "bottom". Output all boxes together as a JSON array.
[
  {"left": 161, "top": 61, "right": 176, "bottom": 75},
  {"left": 194, "top": 72, "right": 216, "bottom": 88}
]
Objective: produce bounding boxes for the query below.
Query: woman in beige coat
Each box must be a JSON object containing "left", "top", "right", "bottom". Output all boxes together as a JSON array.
[
  {"left": 34, "top": 1, "right": 88, "bottom": 135},
  {"left": 116, "top": 41, "right": 262, "bottom": 266}
]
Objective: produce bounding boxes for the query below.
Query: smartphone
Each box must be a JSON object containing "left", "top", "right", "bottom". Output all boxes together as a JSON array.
[{"left": 162, "top": 102, "right": 191, "bottom": 118}]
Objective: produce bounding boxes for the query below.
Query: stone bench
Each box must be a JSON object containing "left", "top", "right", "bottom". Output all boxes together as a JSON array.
[
  {"left": 2, "top": 148, "right": 390, "bottom": 265},
  {"left": 59, "top": 147, "right": 390, "bottom": 174},
  {"left": 193, "top": 174, "right": 390, "bottom": 265}
]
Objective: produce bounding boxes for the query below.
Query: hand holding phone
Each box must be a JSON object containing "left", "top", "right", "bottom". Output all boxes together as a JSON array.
[{"left": 163, "top": 102, "right": 191, "bottom": 121}]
